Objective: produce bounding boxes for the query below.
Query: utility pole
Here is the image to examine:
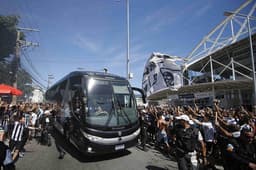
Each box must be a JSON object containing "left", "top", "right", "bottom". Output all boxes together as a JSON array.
[
  {"left": 12, "top": 27, "right": 39, "bottom": 104},
  {"left": 12, "top": 30, "right": 20, "bottom": 105}
]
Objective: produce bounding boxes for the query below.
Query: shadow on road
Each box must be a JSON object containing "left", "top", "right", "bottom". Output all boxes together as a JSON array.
[
  {"left": 50, "top": 128, "right": 131, "bottom": 163},
  {"left": 146, "top": 165, "right": 168, "bottom": 170},
  {"left": 138, "top": 143, "right": 176, "bottom": 162}
]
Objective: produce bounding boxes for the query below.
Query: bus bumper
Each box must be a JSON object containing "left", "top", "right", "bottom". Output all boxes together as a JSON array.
[{"left": 76, "top": 128, "right": 140, "bottom": 155}]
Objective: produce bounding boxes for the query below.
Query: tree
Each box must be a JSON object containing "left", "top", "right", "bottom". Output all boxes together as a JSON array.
[
  {"left": 0, "top": 15, "right": 32, "bottom": 99},
  {"left": 0, "top": 15, "right": 25, "bottom": 59},
  {"left": 0, "top": 15, "right": 24, "bottom": 88},
  {"left": 0, "top": 15, "right": 18, "bottom": 61},
  {"left": 0, "top": 62, "right": 13, "bottom": 85}
]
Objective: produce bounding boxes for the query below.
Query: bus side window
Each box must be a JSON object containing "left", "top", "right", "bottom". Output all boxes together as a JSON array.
[
  {"left": 58, "top": 80, "right": 68, "bottom": 102},
  {"left": 69, "top": 76, "right": 81, "bottom": 91},
  {"left": 69, "top": 76, "right": 86, "bottom": 116}
]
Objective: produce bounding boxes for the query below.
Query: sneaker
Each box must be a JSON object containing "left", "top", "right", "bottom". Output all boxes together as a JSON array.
[{"left": 19, "top": 152, "right": 24, "bottom": 158}]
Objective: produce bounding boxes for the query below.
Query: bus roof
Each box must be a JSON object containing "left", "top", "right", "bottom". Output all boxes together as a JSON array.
[{"left": 48, "top": 71, "right": 127, "bottom": 90}]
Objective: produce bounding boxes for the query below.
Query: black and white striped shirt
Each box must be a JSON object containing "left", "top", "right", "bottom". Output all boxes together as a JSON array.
[
  {"left": 2, "top": 119, "right": 9, "bottom": 132},
  {"left": 11, "top": 121, "right": 24, "bottom": 142}
]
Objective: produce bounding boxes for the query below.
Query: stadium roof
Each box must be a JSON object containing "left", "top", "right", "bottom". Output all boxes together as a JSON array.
[
  {"left": 184, "top": 0, "right": 256, "bottom": 69},
  {"left": 187, "top": 34, "right": 256, "bottom": 79}
]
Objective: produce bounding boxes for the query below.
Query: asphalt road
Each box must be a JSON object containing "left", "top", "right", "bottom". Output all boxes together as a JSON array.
[{"left": 15, "top": 130, "right": 178, "bottom": 170}]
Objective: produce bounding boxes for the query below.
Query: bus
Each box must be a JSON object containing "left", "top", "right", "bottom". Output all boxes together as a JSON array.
[{"left": 45, "top": 71, "right": 145, "bottom": 155}]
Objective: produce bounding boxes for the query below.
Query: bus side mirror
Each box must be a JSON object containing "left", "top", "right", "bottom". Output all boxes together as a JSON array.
[{"left": 132, "top": 87, "right": 146, "bottom": 104}]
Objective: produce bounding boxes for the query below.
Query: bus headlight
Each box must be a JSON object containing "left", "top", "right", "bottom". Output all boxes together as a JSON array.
[
  {"left": 81, "top": 130, "right": 102, "bottom": 142},
  {"left": 87, "top": 147, "right": 92, "bottom": 152}
]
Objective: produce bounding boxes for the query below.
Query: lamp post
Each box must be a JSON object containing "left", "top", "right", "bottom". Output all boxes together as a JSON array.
[
  {"left": 224, "top": 11, "right": 256, "bottom": 112},
  {"left": 126, "top": 0, "right": 130, "bottom": 80},
  {"left": 115, "top": 0, "right": 132, "bottom": 80}
]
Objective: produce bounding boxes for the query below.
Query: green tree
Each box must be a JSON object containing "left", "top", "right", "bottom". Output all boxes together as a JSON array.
[
  {"left": 0, "top": 62, "right": 13, "bottom": 85},
  {"left": 0, "top": 15, "right": 32, "bottom": 99},
  {"left": 0, "top": 15, "right": 20, "bottom": 85},
  {"left": 0, "top": 15, "right": 19, "bottom": 61}
]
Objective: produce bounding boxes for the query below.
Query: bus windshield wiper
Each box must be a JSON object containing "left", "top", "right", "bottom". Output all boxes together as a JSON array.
[
  {"left": 115, "top": 97, "right": 131, "bottom": 124},
  {"left": 104, "top": 98, "right": 115, "bottom": 126}
]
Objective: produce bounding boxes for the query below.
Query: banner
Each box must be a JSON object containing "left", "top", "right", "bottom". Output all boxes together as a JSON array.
[{"left": 142, "top": 53, "right": 183, "bottom": 97}]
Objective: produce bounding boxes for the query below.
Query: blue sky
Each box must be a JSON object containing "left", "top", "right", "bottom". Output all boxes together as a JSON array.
[{"left": 0, "top": 0, "right": 244, "bottom": 89}]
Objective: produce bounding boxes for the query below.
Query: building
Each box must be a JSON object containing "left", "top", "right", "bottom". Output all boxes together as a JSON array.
[{"left": 31, "top": 89, "right": 44, "bottom": 103}]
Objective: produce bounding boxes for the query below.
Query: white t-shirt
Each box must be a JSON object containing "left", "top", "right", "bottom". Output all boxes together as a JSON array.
[
  {"left": 198, "top": 130, "right": 203, "bottom": 141},
  {"left": 223, "top": 117, "right": 239, "bottom": 125},
  {"left": 31, "top": 112, "right": 37, "bottom": 126},
  {"left": 232, "top": 131, "right": 240, "bottom": 138},
  {"left": 232, "top": 124, "right": 252, "bottom": 138}
]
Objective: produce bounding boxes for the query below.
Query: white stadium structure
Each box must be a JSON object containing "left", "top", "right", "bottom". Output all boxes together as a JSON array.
[{"left": 142, "top": 0, "right": 256, "bottom": 110}]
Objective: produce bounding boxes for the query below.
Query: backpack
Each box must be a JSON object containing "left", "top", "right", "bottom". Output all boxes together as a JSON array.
[{"left": 176, "top": 126, "right": 198, "bottom": 153}]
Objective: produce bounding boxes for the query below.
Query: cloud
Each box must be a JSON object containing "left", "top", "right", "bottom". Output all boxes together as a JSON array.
[
  {"left": 71, "top": 34, "right": 126, "bottom": 73},
  {"left": 194, "top": 3, "right": 212, "bottom": 17},
  {"left": 142, "top": 2, "right": 212, "bottom": 32},
  {"left": 73, "top": 34, "right": 100, "bottom": 52},
  {"left": 144, "top": 6, "right": 178, "bottom": 31},
  {"left": 71, "top": 35, "right": 150, "bottom": 80},
  {"left": 130, "top": 50, "right": 148, "bottom": 65},
  {"left": 109, "top": 51, "right": 126, "bottom": 66}
]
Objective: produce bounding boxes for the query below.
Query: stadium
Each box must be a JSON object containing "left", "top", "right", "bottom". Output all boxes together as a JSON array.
[{"left": 143, "top": 0, "right": 256, "bottom": 110}]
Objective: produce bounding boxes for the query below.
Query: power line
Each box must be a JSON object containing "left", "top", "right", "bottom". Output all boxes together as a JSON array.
[
  {"left": 20, "top": 61, "right": 46, "bottom": 90},
  {"left": 20, "top": 52, "right": 46, "bottom": 86},
  {"left": 21, "top": 50, "right": 47, "bottom": 82},
  {"left": 12, "top": 27, "right": 40, "bottom": 104}
]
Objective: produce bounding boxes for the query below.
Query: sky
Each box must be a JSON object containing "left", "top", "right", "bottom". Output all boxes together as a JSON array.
[{"left": 0, "top": 0, "right": 245, "bottom": 89}]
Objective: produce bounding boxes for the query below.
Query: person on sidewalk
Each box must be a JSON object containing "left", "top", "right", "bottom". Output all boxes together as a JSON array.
[{"left": 0, "top": 126, "right": 15, "bottom": 170}]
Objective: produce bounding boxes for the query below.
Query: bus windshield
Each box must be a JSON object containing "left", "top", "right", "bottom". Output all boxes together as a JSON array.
[{"left": 86, "top": 78, "right": 137, "bottom": 127}]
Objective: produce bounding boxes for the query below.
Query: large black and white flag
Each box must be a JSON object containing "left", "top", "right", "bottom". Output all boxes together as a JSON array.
[{"left": 142, "top": 53, "right": 183, "bottom": 97}]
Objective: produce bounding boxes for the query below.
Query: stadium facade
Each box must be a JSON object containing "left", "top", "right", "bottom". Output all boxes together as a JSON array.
[{"left": 143, "top": 0, "right": 256, "bottom": 110}]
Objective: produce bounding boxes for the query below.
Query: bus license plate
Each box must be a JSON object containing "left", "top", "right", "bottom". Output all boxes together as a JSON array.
[{"left": 115, "top": 144, "right": 125, "bottom": 150}]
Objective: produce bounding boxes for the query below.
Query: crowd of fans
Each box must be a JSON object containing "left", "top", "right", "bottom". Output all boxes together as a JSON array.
[
  {"left": 0, "top": 99, "right": 255, "bottom": 170},
  {"left": 0, "top": 101, "right": 55, "bottom": 170},
  {"left": 139, "top": 100, "right": 256, "bottom": 170}
]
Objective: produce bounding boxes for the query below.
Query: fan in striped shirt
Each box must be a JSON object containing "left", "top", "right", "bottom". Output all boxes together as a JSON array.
[{"left": 9, "top": 115, "right": 25, "bottom": 162}]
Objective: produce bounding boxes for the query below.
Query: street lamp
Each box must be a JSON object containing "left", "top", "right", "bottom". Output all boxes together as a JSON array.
[
  {"left": 126, "top": 0, "right": 130, "bottom": 81},
  {"left": 116, "top": 0, "right": 132, "bottom": 80},
  {"left": 224, "top": 11, "right": 256, "bottom": 112}
]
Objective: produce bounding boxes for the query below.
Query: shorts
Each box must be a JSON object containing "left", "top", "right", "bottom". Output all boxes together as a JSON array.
[
  {"left": 9, "top": 140, "right": 23, "bottom": 151},
  {"left": 157, "top": 130, "right": 168, "bottom": 143}
]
